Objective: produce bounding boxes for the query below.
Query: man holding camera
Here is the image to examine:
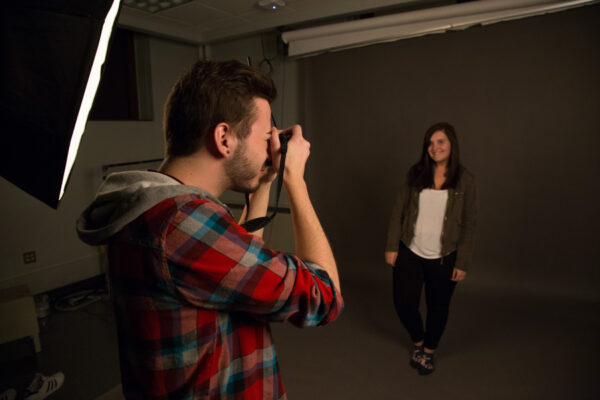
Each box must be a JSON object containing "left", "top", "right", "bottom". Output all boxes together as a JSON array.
[{"left": 77, "top": 59, "right": 342, "bottom": 399}]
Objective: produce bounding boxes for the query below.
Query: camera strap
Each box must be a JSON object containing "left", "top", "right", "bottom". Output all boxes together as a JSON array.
[{"left": 240, "top": 134, "right": 289, "bottom": 232}]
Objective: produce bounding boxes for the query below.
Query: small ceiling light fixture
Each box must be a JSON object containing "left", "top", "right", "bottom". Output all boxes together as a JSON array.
[{"left": 258, "top": 0, "right": 286, "bottom": 12}]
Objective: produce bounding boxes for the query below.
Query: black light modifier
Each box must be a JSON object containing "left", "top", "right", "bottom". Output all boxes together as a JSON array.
[{"left": 0, "top": 0, "right": 121, "bottom": 208}]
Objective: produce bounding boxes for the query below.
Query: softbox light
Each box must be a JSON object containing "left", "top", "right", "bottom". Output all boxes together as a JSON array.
[{"left": 0, "top": 0, "right": 121, "bottom": 209}]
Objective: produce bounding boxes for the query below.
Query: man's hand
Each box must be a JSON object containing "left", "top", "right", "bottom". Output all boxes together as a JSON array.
[
  {"left": 270, "top": 125, "right": 310, "bottom": 184},
  {"left": 270, "top": 124, "right": 340, "bottom": 291},
  {"left": 258, "top": 165, "right": 277, "bottom": 185},
  {"left": 451, "top": 268, "right": 467, "bottom": 282},
  {"left": 385, "top": 251, "right": 398, "bottom": 266}
]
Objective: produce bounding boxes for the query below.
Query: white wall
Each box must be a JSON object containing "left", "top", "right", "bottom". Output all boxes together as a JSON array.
[{"left": 0, "top": 35, "right": 198, "bottom": 294}]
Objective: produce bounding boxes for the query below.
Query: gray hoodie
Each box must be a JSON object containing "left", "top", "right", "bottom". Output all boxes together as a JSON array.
[{"left": 76, "top": 170, "right": 230, "bottom": 246}]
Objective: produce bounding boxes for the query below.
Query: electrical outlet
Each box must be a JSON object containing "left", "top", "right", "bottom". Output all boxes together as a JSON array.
[{"left": 23, "top": 251, "right": 36, "bottom": 264}]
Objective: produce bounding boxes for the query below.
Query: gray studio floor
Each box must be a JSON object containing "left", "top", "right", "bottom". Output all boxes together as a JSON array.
[{"left": 9, "top": 273, "right": 600, "bottom": 400}]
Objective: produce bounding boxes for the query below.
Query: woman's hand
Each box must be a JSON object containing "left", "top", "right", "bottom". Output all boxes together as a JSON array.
[
  {"left": 385, "top": 251, "right": 398, "bottom": 266},
  {"left": 451, "top": 268, "right": 467, "bottom": 282}
]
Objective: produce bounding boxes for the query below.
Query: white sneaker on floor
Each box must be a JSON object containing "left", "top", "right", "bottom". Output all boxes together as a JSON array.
[
  {"left": 0, "top": 388, "right": 17, "bottom": 400},
  {"left": 24, "top": 372, "right": 65, "bottom": 400}
]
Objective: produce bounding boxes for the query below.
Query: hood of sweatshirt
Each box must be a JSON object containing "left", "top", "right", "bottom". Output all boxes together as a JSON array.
[{"left": 76, "top": 170, "right": 230, "bottom": 245}]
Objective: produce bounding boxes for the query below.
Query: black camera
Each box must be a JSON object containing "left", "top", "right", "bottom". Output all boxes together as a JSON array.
[{"left": 266, "top": 133, "right": 289, "bottom": 166}]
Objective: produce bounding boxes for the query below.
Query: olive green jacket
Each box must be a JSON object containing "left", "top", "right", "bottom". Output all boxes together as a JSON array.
[{"left": 385, "top": 167, "right": 477, "bottom": 271}]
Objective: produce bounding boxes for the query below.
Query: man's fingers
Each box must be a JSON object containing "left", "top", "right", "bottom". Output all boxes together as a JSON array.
[
  {"left": 271, "top": 126, "right": 280, "bottom": 145},
  {"left": 269, "top": 127, "right": 282, "bottom": 171}
]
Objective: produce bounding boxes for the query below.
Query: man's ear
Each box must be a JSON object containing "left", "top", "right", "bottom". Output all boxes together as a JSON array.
[{"left": 211, "top": 122, "right": 236, "bottom": 157}]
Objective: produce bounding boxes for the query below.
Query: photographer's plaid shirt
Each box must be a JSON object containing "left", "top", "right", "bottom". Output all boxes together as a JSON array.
[{"left": 106, "top": 194, "right": 343, "bottom": 400}]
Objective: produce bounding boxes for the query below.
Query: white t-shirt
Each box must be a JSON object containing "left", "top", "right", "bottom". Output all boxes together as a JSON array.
[{"left": 409, "top": 189, "right": 448, "bottom": 259}]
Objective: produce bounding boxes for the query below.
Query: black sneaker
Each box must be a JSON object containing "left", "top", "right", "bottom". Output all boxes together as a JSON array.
[
  {"left": 410, "top": 345, "right": 423, "bottom": 369},
  {"left": 418, "top": 352, "right": 435, "bottom": 375}
]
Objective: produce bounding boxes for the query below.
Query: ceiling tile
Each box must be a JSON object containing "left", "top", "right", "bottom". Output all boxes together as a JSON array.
[
  {"left": 240, "top": 6, "right": 298, "bottom": 24},
  {"left": 196, "top": 16, "right": 251, "bottom": 32},
  {"left": 198, "top": 0, "right": 260, "bottom": 15},
  {"left": 157, "top": 2, "right": 230, "bottom": 25}
]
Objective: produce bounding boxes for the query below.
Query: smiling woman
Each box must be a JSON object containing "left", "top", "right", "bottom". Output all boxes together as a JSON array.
[
  {"left": 384, "top": 122, "right": 477, "bottom": 375},
  {"left": 428, "top": 130, "right": 451, "bottom": 168}
]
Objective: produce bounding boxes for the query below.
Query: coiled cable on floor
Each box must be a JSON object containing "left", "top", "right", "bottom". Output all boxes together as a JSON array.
[{"left": 54, "top": 288, "right": 107, "bottom": 311}]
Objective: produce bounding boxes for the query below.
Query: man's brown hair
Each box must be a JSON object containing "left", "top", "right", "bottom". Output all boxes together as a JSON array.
[{"left": 163, "top": 59, "right": 277, "bottom": 157}]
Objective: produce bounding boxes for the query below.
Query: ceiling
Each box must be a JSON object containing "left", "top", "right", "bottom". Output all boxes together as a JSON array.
[{"left": 118, "top": 0, "right": 459, "bottom": 44}]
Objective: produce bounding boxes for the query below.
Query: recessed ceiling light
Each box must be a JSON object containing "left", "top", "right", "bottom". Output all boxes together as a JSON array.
[{"left": 257, "top": 0, "right": 286, "bottom": 12}]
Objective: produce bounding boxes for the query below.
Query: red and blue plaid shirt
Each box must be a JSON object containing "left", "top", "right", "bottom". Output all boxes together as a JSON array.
[{"left": 106, "top": 193, "right": 343, "bottom": 399}]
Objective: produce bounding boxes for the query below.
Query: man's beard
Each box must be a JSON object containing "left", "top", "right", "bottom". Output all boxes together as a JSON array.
[{"left": 224, "top": 141, "right": 261, "bottom": 193}]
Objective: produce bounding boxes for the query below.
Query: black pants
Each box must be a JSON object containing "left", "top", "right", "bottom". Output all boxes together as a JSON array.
[{"left": 393, "top": 242, "right": 457, "bottom": 350}]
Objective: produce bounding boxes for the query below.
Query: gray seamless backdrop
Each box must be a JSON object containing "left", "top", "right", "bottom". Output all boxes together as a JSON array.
[{"left": 297, "top": 4, "right": 600, "bottom": 299}]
